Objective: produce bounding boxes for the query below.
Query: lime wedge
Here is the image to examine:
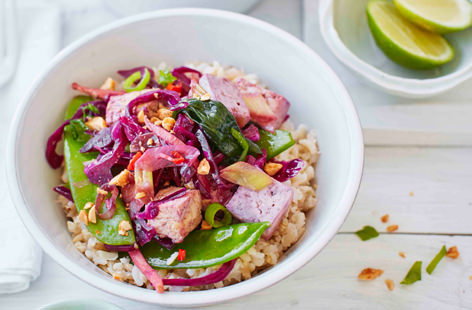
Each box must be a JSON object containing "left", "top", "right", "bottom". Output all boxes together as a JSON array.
[
  {"left": 367, "top": 0, "right": 455, "bottom": 69},
  {"left": 394, "top": 0, "right": 472, "bottom": 34}
]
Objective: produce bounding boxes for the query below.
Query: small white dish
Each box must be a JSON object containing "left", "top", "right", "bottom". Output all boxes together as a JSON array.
[
  {"left": 319, "top": 0, "right": 472, "bottom": 98},
  {"left": 7, "top": 8, "right": 363, "bottom": 307},
  {"left": 39, "top": 299, "right": 123, "bottom": 310}
]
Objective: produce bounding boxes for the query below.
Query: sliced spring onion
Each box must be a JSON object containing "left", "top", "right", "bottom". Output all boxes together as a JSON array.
[
  {"left": 231, "top": 128, "right": 249, "bottom": 162},
  {"left": 426, "top": 246, "right": 447, "bottom": 275},
  {"left": 123, "top": 68, "right": 151, "bottom": 92},
  {"left": 204, "top": 203, "right": 232, "bottom": 228},
  {"left": 400, "top": 261, "right": 422, "bottom": 285},
  {"left": 355, "top": 225, "right": 379, "bottom": 241}
]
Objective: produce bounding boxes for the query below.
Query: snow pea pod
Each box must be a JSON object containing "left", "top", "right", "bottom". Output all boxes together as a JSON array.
[
  {"left": 63, "top": 97, "right": 135, "bottom": 245},
  {"left": 140, "top": 222, "right": 269, "bottom": 269}
]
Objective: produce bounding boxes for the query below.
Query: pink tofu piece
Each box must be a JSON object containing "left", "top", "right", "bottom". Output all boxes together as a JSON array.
[
  {"left": 235, "top": 78, "right": 290, "bottom": 132},
  {"left": 105, "top": 90, "right": 154, "bottom": 125},
  {"left": 147, "top": 189, "right": 202, "bottom": 243},
  {"left": 226, "top": 180, "right": 293, "bottom": 239},
  {"left": 198, "top": 74, "right": 250, "bottom": 127}
]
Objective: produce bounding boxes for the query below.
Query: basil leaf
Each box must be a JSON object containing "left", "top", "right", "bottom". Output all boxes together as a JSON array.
[
  {"left": 355, "top": 226, "right": 379, "bottom": 241},
  {"left": 401, "top": 261, "right": 422, "bottom": 285},
  {"left": 159, "top": 69, "right": 177, "bottom": 87},
  {"left": 177, "top": 99, "right": 260, "bottom": 162},
  {"left": 426, "top": 246, "right": 447, "bottom": 275}
]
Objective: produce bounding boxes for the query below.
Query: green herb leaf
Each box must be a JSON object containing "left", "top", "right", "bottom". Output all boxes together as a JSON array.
[
  {"left": 231, "top": 128, "right": 249, "bottom": 161},
  {"left": 158, "top": 70, "right": 177, "bottom": 87},
  {"left": 65, "top": 119, "right": 90, "bottom": 143},
  {"left": 355, "top": 225, "right": 379, "bottom": 241},
  {"left": 401, "top": 261, "right": 422, "bottom": 285},
  {"left": 426, "top": 246, "right": 447, "bottom": 275},
  {"left": 177, "top": 99, "right": 261, "bottom": 163}
]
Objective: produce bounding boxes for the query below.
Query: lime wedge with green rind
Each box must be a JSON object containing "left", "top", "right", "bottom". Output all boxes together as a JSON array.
[
  {"left": 394, "top": 0, "right": 472, "bottom": 34},
  {"left": 367, "top": 0, "right": 455, "bottom": 70}
]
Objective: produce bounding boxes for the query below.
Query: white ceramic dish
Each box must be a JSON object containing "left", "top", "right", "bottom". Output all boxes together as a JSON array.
[
  {"left": 7, "top": 9, "right": 363, "bottom": 307},
  {"left": 103, "top": 0, "right": 261, "bottom": 16},
  {"left": 319, "top": 0, "right": 472, "bottom": 98}
]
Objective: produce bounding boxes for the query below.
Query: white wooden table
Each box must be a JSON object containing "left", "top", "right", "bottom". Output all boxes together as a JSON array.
[{"left": 2, "top": 0, "right": 472, "bottom": 308}]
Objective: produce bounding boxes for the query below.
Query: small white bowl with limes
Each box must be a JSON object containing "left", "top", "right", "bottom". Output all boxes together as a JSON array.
[{"left": 319, "top": 0, "right": 472, "bottom": 98}]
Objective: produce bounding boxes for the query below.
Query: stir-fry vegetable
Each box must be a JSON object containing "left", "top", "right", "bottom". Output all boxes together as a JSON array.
[
  {"left": 123, "top": 68, "right": 151, "bottom": 92},
  {"left": 140, "top": 222, "right": 269, "bottom": 269},
  {"left": 176, "top": 99, "right": 261, "bottom": 163},
  {"left": 63, "top": 98, "right": 135, "bottom": 245},
  {"left": 204, "top": 203, "right": 233, "bottom": 228},
  {"left": 220, "top": 161, "right": 273, "bottom": 191},
  {"left": 257, "top": 129, "right": 295, "bottom": 160}
]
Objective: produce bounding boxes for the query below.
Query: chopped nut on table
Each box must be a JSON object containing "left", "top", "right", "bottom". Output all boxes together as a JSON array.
[
  {"left": 380, "top": 214, "right": 389, "bottom": 223},
  {"left": 264, "top": 162, "right": 283, "bottom": 176},
  {"left": 118, "top": 220, "right": 132, "bottom": 236},
  {"left": 109, "top": 169, "right": 131, "bottom": 187},
  {"left": 398, "top": 252, "right": 406, "bottom": 258},
  {"left": 358, "top": 268, "right": 384, "bottom": 280},
  {"left": 446, "top": 246, "right": 460, "bottom": 259},
  {"left": 386, "top": 225, "right": 399, "bottom": 233},
  {"left": 384, "top": 279, "right": 395, "bottom": 291},
  {"left": 197, "top": 158, "right": 211, "bottom": 175},
  {"left": 85, "top": 117, "right": 107, "bottom": 131}
]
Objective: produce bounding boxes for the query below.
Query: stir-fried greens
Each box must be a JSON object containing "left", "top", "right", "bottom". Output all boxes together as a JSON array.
[{"left": 46, "top": 65, "right": 305, "bottom": 292}]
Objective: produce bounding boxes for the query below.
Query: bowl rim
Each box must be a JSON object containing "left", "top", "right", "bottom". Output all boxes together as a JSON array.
[
  {"left": 6, "top": 8, "right": 364, "bottom": 307},
  {"left": 318, "top": 0, "right": 472, "bottom": 98}
]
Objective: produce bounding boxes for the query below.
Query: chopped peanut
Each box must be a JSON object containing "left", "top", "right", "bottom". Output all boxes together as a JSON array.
[
  {"left": 446, "top": 246, "right": 460, "bottom": 259},
  {"left": 78, "top": 210, "right": 89, "bottom": 225},
  {"left": 84, "top": 202, "right": 94, "bottom": 210},
  {"left": 118, "top": 220, "right": 132, "bottom": 236},
  {"left": 88, "top": 206, "right": 97, "bottom": 224},
  {"left": 137, "top": 110, "right": 145, "bottom": 124},
  {"left": 97, "top": 188, "right": 108, "bottom": 195},
  {"left": 358, "top": 268, "right": 384, "bottom": 280},
  {"left": 398, "top": 252, "right": 406, "bottom": 258},
  {"left": 146, "top": 138, "right": 155, "bottom": 146},
  {"left": 100, "top": 77, "right": 116, "bottom": 90},
  {"left": 201, "top": 220, "right": 212, "bottom": 230},
  {"left": 135, "top": 192, "right": 146, "bottom": 199},
  {"left": 380, "top": 214, "right": 389, "bottom": 223},
  {"left": 85, "top": 117, "right": 107, "bottom": 131},
  {"left": 409, "top": 191, "right": 415, "bottom": 197},
  {"left": 157, "top": 108, "right": 173, "bottom": 120},
  {"left": 468, "top": 276, "right": 472, "bottom": 280},
  {"left": 161, "top": 117, "right": 176, "bottom": 131},
  {"left": 109, "top": 169, "right": 131, "bottom": 187},
  {"left": 263, "top": 162, "right": 283, "bottom": 176},
  {"left": 385, "top": 279, "right": 395, "bottom": 291},
  {"left": 386, "top": 225, "right": 399, "bottom": 233},
  {"left": 197, "top": 159, "right": 211, "bottom": 175}
]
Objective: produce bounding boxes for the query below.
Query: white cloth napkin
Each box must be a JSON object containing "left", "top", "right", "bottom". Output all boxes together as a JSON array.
[{"left": 0, "top": 0, "right": 60, "bottom": 294}]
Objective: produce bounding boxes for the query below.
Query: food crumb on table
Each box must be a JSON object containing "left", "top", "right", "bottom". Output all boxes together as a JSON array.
[
  {"left": 386, "top": 225, "right": 399, "bottom": 233},
  {"left": 384, "top": 279, "right": 395, "bottom": 291},
  {"left": 358, "top": 268, "right": 384, "bottom": 281},
  {"left": 380, "top": 214, "right": 389, "bottom": 223},
  {"left": 398, "top": 252, "right": 406, "bottom": 259},
  {"left": 446, "top": 246, "right": 460, "bottom": 259}
]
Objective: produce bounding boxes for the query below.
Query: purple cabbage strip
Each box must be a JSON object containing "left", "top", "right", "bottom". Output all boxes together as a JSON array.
[
  {"left": 246, "top": 149, "right": 267, "bottom": 170},
  {"left": 162, "top": 259, "right": 236, "bottom": 286},
  {"left": 84, "top": 122, "right": 127, "bottom": 185},
  {"left": 127, "top": 89, "right": 180, "bottom": 116},
  {"left": 130, "top": 132, "right": 160, "bottom": 153},
  {"left": 156, "top": 237, "right": 174, "bottom": 250},
  {"left": 134, "top": 218, "right": 157, "bottom": 246},
  {"left": 242, "top": 124, "right": 260, "bottom": 142},
  {"left": 120, "top": 116, "right": 147, "bottom": 142},
  {"left": 195, "top": 129, "right": 223, "bottom": 186},
  {"left": 117, "top": 66, "right": 160, "bottom": 88},
  {"left": 80, "top": 127, "right": 112, "bottom": 153},
  {"left": 171, "top": 66, "right": 202, "bottom": 95},
  {"left": 272, "top": 159, "right": 305, "bottom": 182},
  {"left": 173, "top": 114, "right": 197, "bottom": 146},
  {"left": 104, "top": 244, "right": 136, "bottom": 252},
  {"left": 53, "top": 186, "right": 73, "bottom": 201},
  {"left": 94, "top": 184, "right": 119, "bottom": 220}
]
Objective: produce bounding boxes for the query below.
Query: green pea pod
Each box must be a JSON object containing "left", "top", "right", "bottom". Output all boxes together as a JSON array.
[
  {"left": 141, "top": 222, "right": 269, "bottom": 269},
  {"left": 257, "top": 129, "right": 295, "bottom": 159},
  {"left": 63, "top": 97, "right": 135, "bottom": 245},
  {"left": 64, "top": 95, "right": 93, "bottom": 119}
]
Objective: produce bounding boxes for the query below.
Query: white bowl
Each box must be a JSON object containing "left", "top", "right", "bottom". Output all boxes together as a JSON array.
[
  {"left": 7, "top": 9, "right": 363, "bottom": 307},
  {"left": 319, "top": 0, "right": 472, "bottom": 98}
]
